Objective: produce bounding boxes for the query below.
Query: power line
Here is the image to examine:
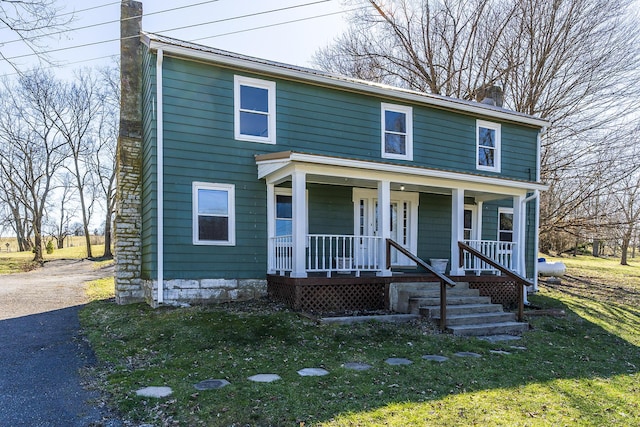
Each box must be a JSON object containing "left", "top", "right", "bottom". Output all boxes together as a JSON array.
[
  {"left": 0, "top": 0, "right": 351, "bottom": 65},
  {"left": 191, "top": 8, "right": 355, "bottom": 43},
  {"left": 2, "top": 0, "right": 223, "bottom": 46},
  {"left": 154, "top": 0, "right": 331, "bottom": 34},
  {"left": 0, "top": 1, "right": 120, "bottom": 31}
]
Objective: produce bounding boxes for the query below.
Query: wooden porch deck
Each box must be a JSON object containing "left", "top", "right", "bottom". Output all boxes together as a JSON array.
[{"left": 267, "top": 273, "right": 520, "bottom": 314}]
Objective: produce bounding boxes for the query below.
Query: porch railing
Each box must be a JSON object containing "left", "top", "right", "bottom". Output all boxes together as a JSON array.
[
  {"left": 269, "top": 234, "right": 382, "bottom": 276},
  {"left": 462, "top": 240, "right": 515, "bottom": 274},
  {"left": 386, "top": 239, "right": 456, "bottom": 331},
  {"left": 458, "top": 241, "right": 532, "bottom": 322}
]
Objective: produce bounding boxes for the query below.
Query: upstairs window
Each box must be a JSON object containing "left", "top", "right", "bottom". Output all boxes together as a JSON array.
[
  {"left": 476, "top": 120, "right": 501, "bottom": 172},
  {"left": 234, "top": 76, "right": 276, "bottom": 143},
  {"left": 381, "top": 103, "right": 413, "bottom": 161},
  {"left": 193, "top": 182, "right": 235, "bottom": 246}
]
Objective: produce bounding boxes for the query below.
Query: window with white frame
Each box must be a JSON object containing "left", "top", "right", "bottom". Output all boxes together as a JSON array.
[
  {"left": 193, "top": 182, "right": 235, "bottom": 245},
  {"left": 234, "top": 75, "right": 276, "bottom": 143},
  {"left": 381, "top": 103, "right": 413, "bottom": 160},
  {"left": 476, "top": 120, "right": 501, "bottom": 172},
  {"left": 498, "top": 207, "right": 513, "bottom": 242}
]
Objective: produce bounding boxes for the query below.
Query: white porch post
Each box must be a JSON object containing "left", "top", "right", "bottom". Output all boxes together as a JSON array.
[
  {"left": 266, "top": 182, "right": 275, "bottom": 274},
  {"left": 476, "top": 201, "right": 484, "bottom": 240},
  {"left": 377, "top": 180, "right": 392, "bottom": 276},
  {"left": 291, "top": 170, "right": 307, "bottom": 278},
  {"left": 450, "top": 188, "right": 465, "bottom": 275},
  {"left": 513, "top": 194, "right": 524, "bottom": 275}
]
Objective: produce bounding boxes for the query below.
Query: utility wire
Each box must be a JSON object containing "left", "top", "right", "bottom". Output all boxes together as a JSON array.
[
  {"left": 1, "top": 0, "right": 350, "bottom": 64},
  {"left": 2, "top": 0, "right": 223, "bottom": 46}
]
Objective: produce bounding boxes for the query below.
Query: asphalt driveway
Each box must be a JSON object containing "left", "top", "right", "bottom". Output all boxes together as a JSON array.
[{"left": 0, "top": 259, "right": 121, "bottom": 427}]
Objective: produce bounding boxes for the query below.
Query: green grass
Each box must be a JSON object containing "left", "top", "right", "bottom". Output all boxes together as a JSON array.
[
  {"left": 80, "top": 255, "right": 640, "bottom": 426},
  {"left": 0, "top": 242, "right": 108, "bottom": 274}
]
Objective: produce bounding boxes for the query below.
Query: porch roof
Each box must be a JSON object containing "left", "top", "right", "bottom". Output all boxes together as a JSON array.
[{"left": 256, "top": 151, "right": 548, "bottom": 199}]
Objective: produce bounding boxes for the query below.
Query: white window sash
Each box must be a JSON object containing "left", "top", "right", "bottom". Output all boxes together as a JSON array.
[
  {"left": 234, "top": 75, "right": 276, "bottom": 144},
  {"left": 193, "top": 182, "right": 236, "bottom": 246},
  {"left": 381, "top": 103, "right": 413, "bottom": 161}
]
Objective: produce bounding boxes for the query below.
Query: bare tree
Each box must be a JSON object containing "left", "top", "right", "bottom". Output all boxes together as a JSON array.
[
  {"left": 53, "top": 69, "right": 103, "bottom": 258},
  {"left": 91, "top": 63, "right": 120, "bottom": 258},
  {"left": 0, "top": 70, "right": 68, "bottom": 262},
  {"left": 315, "top": 0, "right": 640, "bottom": 250},
  {"left": 612, "top": 167, "right": 640, "bottom": 265},
  {"left": 0, "top": 0, "right": 72, "bottom": 71},
  {"left": 44, "top": 172, "right": 77, "bottom": 249}
]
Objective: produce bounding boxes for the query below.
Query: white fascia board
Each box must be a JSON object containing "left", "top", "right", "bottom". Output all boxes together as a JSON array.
[
  {"left": 256, "top": 152, "right": 548, "bottom": 194},
  {"left": 144, "top": 37, "right": 550, "bottom": 129}
]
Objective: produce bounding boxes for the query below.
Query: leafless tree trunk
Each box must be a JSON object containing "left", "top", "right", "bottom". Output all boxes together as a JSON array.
[
  {"left": 92, "top": 64, "right": 120, "bottom": 258},
  {"left": 0, "top": 70, "right": 68, "bottom": 263},
  {"left": 315, "top": 0, "right": 640, "bottom": 248},
  {"left": 52, "top": 69, "right": 103, "bottom": 258},
  {"left": 613, "top": 170, "right": 640, "bottom": 265}
]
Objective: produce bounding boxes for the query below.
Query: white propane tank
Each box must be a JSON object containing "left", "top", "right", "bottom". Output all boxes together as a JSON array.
[{"left": 537, "top": 258, "right": 566, "bottom": 277}]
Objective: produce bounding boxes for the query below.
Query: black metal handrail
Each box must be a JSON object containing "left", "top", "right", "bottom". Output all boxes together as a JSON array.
[
  {"left": 458, "top": 241, "right": 533, "bottom": 321},
  {"left": 386, "top": 239, "right": 455, "bottom": 331}
]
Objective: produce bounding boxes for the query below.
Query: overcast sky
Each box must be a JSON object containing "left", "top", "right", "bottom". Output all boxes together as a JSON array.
[{"left": 0, "top": 0, "right": 351, "bottom": 78}]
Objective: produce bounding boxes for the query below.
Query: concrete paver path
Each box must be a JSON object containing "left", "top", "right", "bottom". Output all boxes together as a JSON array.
[{"left": 0, "top": 259, "right": 120, "bottom": 427}]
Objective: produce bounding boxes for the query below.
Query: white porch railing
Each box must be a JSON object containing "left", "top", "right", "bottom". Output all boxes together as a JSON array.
[
  {"left": 269, "top": 234, "right": 382, "bottom": 276},
  {"left": 462, "top": 240, "right": 516, "bottom": 274},
  {"left": 270, "top": 236, "right": 515, "bottom": 276}
]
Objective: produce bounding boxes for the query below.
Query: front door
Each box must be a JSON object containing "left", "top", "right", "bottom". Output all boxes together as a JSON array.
[{"left": 353, "top": 188, "right": 418, "bottom": 267}]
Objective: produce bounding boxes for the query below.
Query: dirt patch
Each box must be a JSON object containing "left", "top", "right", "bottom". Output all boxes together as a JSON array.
[{"left": 0, "top": 259, "right": 114, "bottom": 320}]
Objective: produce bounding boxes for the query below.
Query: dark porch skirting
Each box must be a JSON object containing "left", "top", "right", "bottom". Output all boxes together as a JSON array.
[
  {"left": 460, "top": 276, "right": 519, "bottom": 309},
  {"left": 267, "top": 274, "right": 392, "bottom": 314},
  {"left": 267, "top": 274, "right": 520, "bottom": 313}
]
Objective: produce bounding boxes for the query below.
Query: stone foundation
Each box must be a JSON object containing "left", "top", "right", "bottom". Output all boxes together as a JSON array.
[{"left": 142, "top": 278, "right": 267, "bottom": 307}]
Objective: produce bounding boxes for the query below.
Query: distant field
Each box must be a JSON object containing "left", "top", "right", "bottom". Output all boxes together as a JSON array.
[
  {"left": 0, "top": 236, "right": 109, "bottom": 274},
  {"left": 0, "top": 235, "right": 105, "bottom": 254}
]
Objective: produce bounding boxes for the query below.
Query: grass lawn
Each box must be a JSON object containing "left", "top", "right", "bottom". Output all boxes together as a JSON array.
[
  {"left": 80, "top": 255, "right": 640, "bottom": 426},
  {"left": 0, "top": 242, "right": 108, "bottom": 274}
]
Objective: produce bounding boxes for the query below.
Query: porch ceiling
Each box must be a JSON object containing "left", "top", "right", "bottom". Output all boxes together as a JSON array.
[{"left": 256, "top": 151, "right": 547, "bottom": 198}]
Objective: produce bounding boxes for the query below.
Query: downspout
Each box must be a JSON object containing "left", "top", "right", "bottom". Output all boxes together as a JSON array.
[
  {"left": 519, "top": 190, "right": 539, "bottom": 305},
  {"left": 156, "top": 49, "right": 164, "bottom": 304}
]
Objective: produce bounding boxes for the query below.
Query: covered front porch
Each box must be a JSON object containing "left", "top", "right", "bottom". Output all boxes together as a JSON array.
[{"left": 257, "top": 151, "right": 545, "bottom": 284}]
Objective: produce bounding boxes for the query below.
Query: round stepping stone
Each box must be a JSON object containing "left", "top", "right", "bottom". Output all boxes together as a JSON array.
[
  {"left": 454, "top": 351, "right": 482, "bottom": 358},
  {"left": 385, "top": 357, "right": 413, "bottom": 365},
  {"left": 510, "top": 346, "right": 527, "bottom": 351},
  {"left": 422, "top": 355, "right": 449, "bottom": 362},
  {"left": 193, "top": 379, "right": 230, "bottom": 390},
  {"left": 489, "top": 350, "right": 511, "bottom": 355},
  {"left": 343, "top": 362, "right": 372, "bottom": 371},
  {"left": 248, "top": 374, "right": 281, "bottom": 383},
  {"left": 297, "top": 368, "right": 329, "bottom": 376},
  {"left": 135, "top": 386, "right": 173, "bottom": 398}
]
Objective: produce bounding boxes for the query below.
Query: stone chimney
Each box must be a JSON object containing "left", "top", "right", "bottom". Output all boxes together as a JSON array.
[
  {"left": 476, "top": 85, "right": 504, "bottom": 108},
  {"left": 115, "top": 0, "right": 144, "bottom": 304}
]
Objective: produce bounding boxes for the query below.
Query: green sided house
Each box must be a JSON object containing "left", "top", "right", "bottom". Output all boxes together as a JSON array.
[{"left": 115, "top": 20, "right": 548, "bottom": 328}]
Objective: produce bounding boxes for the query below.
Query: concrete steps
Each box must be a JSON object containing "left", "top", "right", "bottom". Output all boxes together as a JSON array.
[{"left": 392, "top": 281, "right": 529, "bottom": 337}]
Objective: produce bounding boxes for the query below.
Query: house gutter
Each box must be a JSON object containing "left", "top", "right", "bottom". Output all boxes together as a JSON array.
[{"left": 156, "top": 48, "right": 164, "bottom": 304}]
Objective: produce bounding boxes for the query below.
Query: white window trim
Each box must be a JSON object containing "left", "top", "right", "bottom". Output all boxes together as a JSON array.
[
  {"left": 274, "top": 187, "right": 308, "bottom": 235},
  {"left": 476, "top": 119, "right": 501, "bottom": 173},
  {"left": 498, "top": 207, "right": 513, "bottom": 242},
  {"left": 234, "top": 75, "right": 276, "bottom": 144},
  {"left": 381, "top": 103, "right": 413, "bottom": 161},
  {"left": 193, "top": 182, "right": 236, "bottom": 246}
]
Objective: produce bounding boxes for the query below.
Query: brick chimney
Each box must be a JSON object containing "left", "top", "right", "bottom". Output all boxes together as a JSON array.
[{"left": 476, "top": 85, "right": 504, "bottom": 108}]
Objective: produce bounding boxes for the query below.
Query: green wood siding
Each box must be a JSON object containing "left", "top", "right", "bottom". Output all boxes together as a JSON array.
[
  {"left": 141, "top": 50, "right": 157, "bottom": 279},
  {"left": 417, "top": 194, "right": 451, "bottom": 261},
  {"left": 308, "top": 184, "right": 353, "bottom": 235},
  {"left": 140, "top": 48, "right": 541, "bottom": 280}
]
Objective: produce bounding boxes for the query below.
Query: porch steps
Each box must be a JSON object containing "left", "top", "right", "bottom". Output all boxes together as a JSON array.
[{"left": 393, "top": 281, "right": 529, "bottom": 337}]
